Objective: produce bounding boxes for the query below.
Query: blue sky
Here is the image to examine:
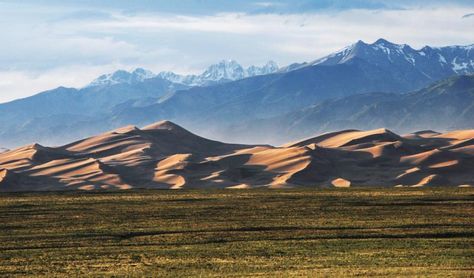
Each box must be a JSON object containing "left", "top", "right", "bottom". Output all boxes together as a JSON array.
[{"left": 0, "top": 0, "right": 473, "bottom": 102}]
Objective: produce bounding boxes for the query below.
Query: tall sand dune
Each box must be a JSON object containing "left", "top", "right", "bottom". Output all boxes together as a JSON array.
[{"left": 0, "top": 122, "right": 473, "bottom": 191}]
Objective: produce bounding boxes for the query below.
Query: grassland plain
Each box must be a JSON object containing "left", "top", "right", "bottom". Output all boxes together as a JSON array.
[{"left": 0, "top": 188, "right": 473, "bottom": 277}]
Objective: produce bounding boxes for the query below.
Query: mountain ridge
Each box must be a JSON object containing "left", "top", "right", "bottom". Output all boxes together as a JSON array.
[
  {"left": 223, "top": 74, "right": 474, "bottom": 145},
  {"left": 89, "top": 59, "right": 279, "bottom": 88},
  {"left": 0, "top": 38, "right": 473, "bottom": 148},
  {"left": 310, "top": 39, "right": 474, "bottom": 73}
]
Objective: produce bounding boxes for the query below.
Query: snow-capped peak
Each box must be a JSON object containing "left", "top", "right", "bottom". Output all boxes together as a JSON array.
[
  {"left": 88, "top": 68, "right": 156, "bottom": 87},
  {"left": 156, "top": 71, "right": 186, "bottom": 84},
  {"left": 156, "top": 60, "right": 279, "bottom": 86},
  {"left": 132, "top": 68, "right": 155, "bottom": 80},
  {"left": 201, "top": 59, "right": 246, "bottom": 81},
  {"left": 373, "top": 38, "right": 395, "bottom": 46},
  {"left": 88, "top": 60, "right": 279, "bottom": 89},
  {"left": 308, "top": 38, "right": 474, "bottom": 74},
  {"left": 246, "top": 60, "right": 279, "bottom": 76}
]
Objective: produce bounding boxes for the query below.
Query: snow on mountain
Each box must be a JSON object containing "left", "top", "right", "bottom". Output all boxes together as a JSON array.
[
  {"left": 86, "top": 39, "right": 473, "bottom": 89},
  {"left": 88, "top": 68, "right": 156, "bottom": 87},
  {"left": 200, "top": 59, "right": 246, "bottom": 81},
  {"left": 88, "top": 60, "right": 280, "bottom": 88},
  {"left": 309, "top": 38, "right": 474, "bottom": 76},
  {"left": 158, "top": 60, "right": 280, "bottom": 86},
  {"left": 156, "top": 71, "right": 187, "bottom": 84},
  {"left": 246, "top": 61, "right": 279, "bottom": 76}
]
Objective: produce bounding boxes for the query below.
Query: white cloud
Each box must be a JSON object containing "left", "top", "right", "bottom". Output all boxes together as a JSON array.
[
  {"left": 93, "top": 13, "right": 262, "bottom": 33},
  {"left": 0, "top": 65, "right": 117, "bottom": 103},
  {"left": 0, "top": 3, "right": 473, "bottom": 102},
  {"left": 81, "top": 7, "right": 473, "bottom": 63},
  {"left": 253, "top": 2, "right": 282, "bottom": 8}
]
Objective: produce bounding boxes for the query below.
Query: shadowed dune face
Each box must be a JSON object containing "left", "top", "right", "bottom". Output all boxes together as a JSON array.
[{"left": 0, "top": 122, "right": 473, "bottom": 191}]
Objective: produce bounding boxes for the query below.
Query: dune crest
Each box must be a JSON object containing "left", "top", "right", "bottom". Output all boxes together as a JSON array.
[{"left": 0, "top": 122, "right": 473, "bottom": 191}]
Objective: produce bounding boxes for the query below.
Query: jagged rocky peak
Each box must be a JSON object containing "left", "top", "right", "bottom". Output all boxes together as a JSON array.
[
  {"left": 370, "top": 38, "right": 413, "bottom": 52},
  {"left": 132, "top": 68, "right": 155, "bottom": 79},
  {"left": 88, "top": 59, "right": 279, "bottom": 89},
  {"left": 156, "top": 71, "right": 185, "bottom": 83},
  {"left": 201, "top": 59, "right": 246, "bottom": 81},
  {"left": 354, "top": 39, "right": 368, "bottom": 46},
  {"left": 200, "top": 59, "right": 280, "bottom": 80},
  {"left": 246, "top": 60, "right": 279, "bottom": 76},
  {"left": 309, "top": 38, "right": 474, "bottom": 74},
  {"left": 88, "top": 68, "right": 156, "bottom": 87},
  {"left": 156, "top": 60, "right": 279, "bottom": 86},
  {"left": 373, "top": 38, "right": 395, "bottom": 46}
]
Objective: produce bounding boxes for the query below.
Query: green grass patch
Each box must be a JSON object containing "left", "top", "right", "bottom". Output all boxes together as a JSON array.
[{"left": 0, "top": 188, "right": 473, "bottom": 277}]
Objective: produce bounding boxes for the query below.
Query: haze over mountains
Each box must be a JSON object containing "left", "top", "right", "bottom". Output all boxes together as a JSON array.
[
  {"left": 0, "top": 120, "right": 472, "bottom": 191},
  {"left": 89, "top": 60, "right": 279, "bottom": 87},
  {"left": 0, "top": 38, "right": 473, "bottom": 148},
  {"left": 227, "top": 74, "right": 474, "bottom": 143}
]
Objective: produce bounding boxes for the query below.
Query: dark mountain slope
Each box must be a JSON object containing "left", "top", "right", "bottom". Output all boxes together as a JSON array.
[
  {"left": 110, "top": 39, "right": 474, "bottom": 130},
  {"left": 0, "top": 77, "right": 188, "bottom": 147},
  {"left": 225, "top": 75, "right": 474, "bottom": 145}
]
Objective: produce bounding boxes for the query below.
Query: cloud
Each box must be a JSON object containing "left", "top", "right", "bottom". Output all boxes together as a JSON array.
[
  {"left": 49, "top": 10, "right": 117, "bottom": 23},
  {"left": 94, "top": 13, "right": 261, "bottom": 34},
  {"left": 463, "top": 13, "right": 474, "bottom": 18},
  {"left": 85, "top": 8, "right": 474, "bottom": 55},
  {"left": 0, "top": 66, "right": 107, "bottom": 103},
  {"left": 0, "top": 2, "right": 473, "bottom": 103},
  {"left": 253, "top": 2, "right": 281, "bottom": 8},
  {"left": 254, "top": 2, "right": 274, "bottom": 7}
]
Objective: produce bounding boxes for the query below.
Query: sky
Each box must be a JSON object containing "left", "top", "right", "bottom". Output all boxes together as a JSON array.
[{"left": 0, "top": 0, "right": 473, "bottom": 103}]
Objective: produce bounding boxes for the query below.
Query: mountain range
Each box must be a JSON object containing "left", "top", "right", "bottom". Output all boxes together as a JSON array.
[
  {"left": 224, "top": 74, "right": 474, "bottom": 144},
  {"left": 0, "top": 120, "right": 472, "bottom": 191},
  {"left": 89, "top": 60, "right": 279, "bottom": 87},
  {"left": 0, "top": 38, "right": 473, "bottom": 148}
]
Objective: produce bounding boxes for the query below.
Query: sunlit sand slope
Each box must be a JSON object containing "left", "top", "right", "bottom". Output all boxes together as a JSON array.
[{"left": 1, "top": 121, "right": 472, "bottom": 191}]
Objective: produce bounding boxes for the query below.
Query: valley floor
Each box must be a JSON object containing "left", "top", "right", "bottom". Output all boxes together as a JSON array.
[{"left": 0, "top": 188, "right": 473, "bottom": 277}]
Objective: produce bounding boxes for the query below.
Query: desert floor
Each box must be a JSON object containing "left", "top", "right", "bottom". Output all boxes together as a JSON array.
[{"left": 1, "top": 188, "right": 473, "bottom": 277}]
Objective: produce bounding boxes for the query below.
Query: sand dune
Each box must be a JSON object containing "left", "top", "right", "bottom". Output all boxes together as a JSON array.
[
  {"left": 331, "top": 178, "right": 351, "bottom": 188},
  {"left": 0, "top": 122, "right": 473, "bottom": 191},
  {"left": 286, "top": 128, "right": 401, "bottom": 149}
]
